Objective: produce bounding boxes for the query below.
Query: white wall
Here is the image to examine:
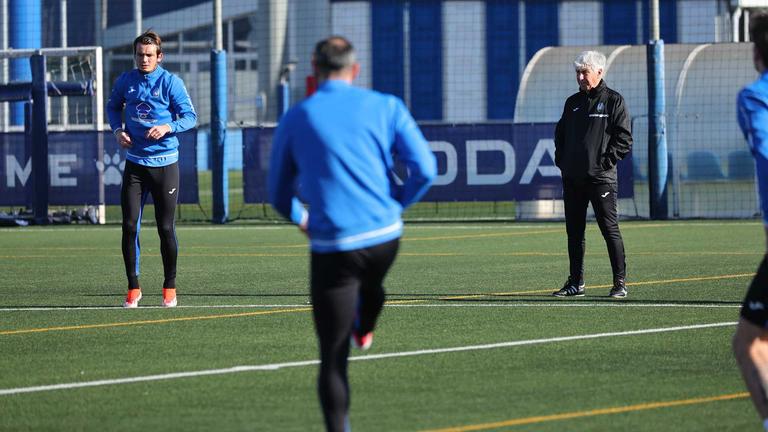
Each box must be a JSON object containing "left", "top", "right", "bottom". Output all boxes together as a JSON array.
[
  {"left": 331, "top": 1, "right": 372, "bottom": 89},
  {"left": 443, "top": 1, "right": 486, "bottom": 122},
  {"left": 559, "top": 0, "right": 602, "bottom": 46}
]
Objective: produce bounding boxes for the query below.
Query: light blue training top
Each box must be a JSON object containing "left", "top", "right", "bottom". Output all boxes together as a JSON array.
[
  {"left": 738, "top": 71, "right": 768, "bottom": 224},
  {"left": 269, "top": 79, "right": 437, "bottom": 253},
  {"left": 106, "top": 65, "right": 197, "bottom": 167}
]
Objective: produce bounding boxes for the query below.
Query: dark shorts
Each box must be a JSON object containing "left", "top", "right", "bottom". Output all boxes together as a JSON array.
[{"left": 740, "top": 256, "right": 768, "bottom": 328}]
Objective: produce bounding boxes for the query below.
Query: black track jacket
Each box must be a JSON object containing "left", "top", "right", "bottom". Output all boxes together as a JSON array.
[{"left": 554, "top": 80, "right": 632, "bottom": 184}]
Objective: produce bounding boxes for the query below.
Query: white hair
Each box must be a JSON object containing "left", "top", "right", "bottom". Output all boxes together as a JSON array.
[{"left": 573, "top": 50, "right": 606, "bottom": 72}]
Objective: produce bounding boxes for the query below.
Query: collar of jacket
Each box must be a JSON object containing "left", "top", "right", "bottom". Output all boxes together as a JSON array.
[
  {"left": 585, "top": 79, "right": 606, "bottom": 98},
  {"left": 318, "top": 79, "right": 351, "bottom": 92},
  {"left": 138, "top": 65, "right": 165, "bottom": 81}
]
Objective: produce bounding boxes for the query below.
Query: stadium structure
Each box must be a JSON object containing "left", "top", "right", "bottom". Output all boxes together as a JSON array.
[{"left": 0, "top": 0, "right": 766, "bottom": 222}]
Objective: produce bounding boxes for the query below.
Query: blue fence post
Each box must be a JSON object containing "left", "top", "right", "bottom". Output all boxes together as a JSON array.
[
  {"left": 211, "top": 49, "right": 228, "bottom": 224},
  {"left": 277, "top": 62, "right": 295, "bottom": 120},
  {"left": 9, "top": 0, "right": 41, "bottom": 126},
  {"left": 647, "top": 39, "right": 668, "bottom": 219},
  {"left": 24, "top": 102, "right": 33, "bottom": 209},
  {"left": 278, "top": 80, "right": 290, "bottom": 120},
  {"left": 30, "top": 54, "right": 48, "bottom": 224}
]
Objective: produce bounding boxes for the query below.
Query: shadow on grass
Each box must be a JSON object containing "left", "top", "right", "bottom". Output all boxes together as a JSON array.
[
  {"left": 1, "top": 298, "right": 739, "bottom": 310},
  {"left": 437, "top": 295, "right": 741, "bottom": 305}
]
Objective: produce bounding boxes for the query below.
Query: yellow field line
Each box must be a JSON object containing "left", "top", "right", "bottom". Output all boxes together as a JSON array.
[
  {"left": 403, "top": 221, "right": 695, "bottom": 243},
  {"left": 441, "top": 273, "right": 755, "bottom": 300},
  {"left": 0, "top": 253, "right": 309, "bottom": 259},
  {"left": 0, "top": 307, "right": 311, "bottom": 336},
  {"left": 403, "top": 229, "right": 561, "bottom": 241},
  {"left": 622, "top": 273, "right": 754, "bottom": 287},
  {"left": 3, "top": 244, "right": 309, "bottom": 252},
  {"left": 622, "top": 223, "right": 675, "bottom": 228},
  {"left": 185, "top": 244, "right": 308, "bottom": 249},
  {"left": 3, "top": 250, "right": 760, "bottom": 260},
  {"left": 400, "top": 253, "right": 462, "bottom": 256},
  {"left": 386, "top": 299, "right": 430, "bottom": 305},
  {"left": 0, "top": 255, "right": 58, "bottom": 259},
  {"left": 489, "top": 251, "right": 758, "bottom": 257},
  {"left": 0, "top": 273, "right": 754, "bottom": 334},
  {"left": 183, "top": 253, "right": 307, "bottom": 257},
  {"left": 0, "top": 229, "right": 559, "bottom": 255},
  {"left": 420, "top": 392, "right": 749, "bottom": 431},
  {"left": 631, "top": 251, "right": 758, "bottom": 256}
]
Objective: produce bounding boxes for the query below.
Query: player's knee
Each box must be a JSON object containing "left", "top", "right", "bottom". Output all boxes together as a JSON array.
[
  {"left": 157, "top": 223, "right": 175, "bottom": 240},
  {"left": 598, "top": 223, "right": 619, "bottom": 236},
  {"left": 122, "top": 219, "right": 139, "bottom": 235},
  {"left": 750, "top": 337, "right": 768, "bottom": 365},
  {"left": 734, "top": 322, "right": 768, "bottom": 361}
]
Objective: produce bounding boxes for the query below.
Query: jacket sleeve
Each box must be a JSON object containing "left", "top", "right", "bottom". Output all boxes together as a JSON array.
[
  {"left": 106, "top": 74, "right": 126, "bottom": 133},
  {"left": 604, "top": 95, "right": 633, "bottom": 167},
  {"left": 738, "top": 88, "right": 768, "bottom": 159},
  {"left": 167, "top": 75, "right": 197, "bottom": 133},
  {"left": 268, "top": 115, "right": 307, "bottom": 225},
  {"left": 554, "top": 103, "right": 567, "bottom": 168},
  {"left": 390, "top": 97, "right": 437, "bottom": 209}
]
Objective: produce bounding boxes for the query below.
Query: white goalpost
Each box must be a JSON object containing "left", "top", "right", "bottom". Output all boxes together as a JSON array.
[
  {"left": 0, "top": 46, "right": 104, "bottom": 131},
  {"left": 0, "top": 46, "right": 107, "bottom": 223}
]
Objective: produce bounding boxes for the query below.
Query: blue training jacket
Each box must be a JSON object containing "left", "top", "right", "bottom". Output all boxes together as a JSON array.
[
  {"left": 269, "top": 80, "right": 437, "bottom": 253},
  {"left": 738, "top": 71, "right": 768, "bottom": 224},
  {"left": 106, "top": 65, "right": 197, "bottom": 167}
]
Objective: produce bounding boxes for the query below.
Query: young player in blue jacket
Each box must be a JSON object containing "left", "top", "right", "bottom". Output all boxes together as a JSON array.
[
  {"left": 269, "top": 36, "right": 436, "bottom": 432},
  {"left": 734, "top": 11, "right": 768, "bottom": 432},
  {"left": 106, "top": 30, "right": 197, "bottom": 308}
]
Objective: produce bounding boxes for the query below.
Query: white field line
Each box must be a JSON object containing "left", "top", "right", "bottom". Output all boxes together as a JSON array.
[
  {"left": 386, "top": 303, "right": 741, "bottom": 308},
  {"left": 0, "top": 224, "right": 556, "bottom": 233},
  {"left": 0, "top": 302, "right": 742, "bottom": 312},
  {"left": 0, "top": 321, "right": 736, "bottom": 396},
  {"left": 0, "top": 221, "right": 758, "bottom": 234}
]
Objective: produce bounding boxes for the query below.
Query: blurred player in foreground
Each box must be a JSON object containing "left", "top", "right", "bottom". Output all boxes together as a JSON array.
[
  {"left": 734, "top": 10, "right": 768, "bottom": 431},
  {"left": 268, "top": 36, "right": 436, "bottom": 432},
  {"left": 107, "top": 30, "right": 197, "bottom": 308}
]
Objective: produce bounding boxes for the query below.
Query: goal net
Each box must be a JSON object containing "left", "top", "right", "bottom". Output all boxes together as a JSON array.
[
  {"left": 0, "top": 46, "right": 103, "bottom": 132},
  {"left": 0, "top": 46, "right": 107, "bottom": 223}
]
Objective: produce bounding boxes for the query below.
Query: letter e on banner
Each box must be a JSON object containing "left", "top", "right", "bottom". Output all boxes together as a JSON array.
[{"left": 49, "top": 154, "right": 77, "bottom": 187}]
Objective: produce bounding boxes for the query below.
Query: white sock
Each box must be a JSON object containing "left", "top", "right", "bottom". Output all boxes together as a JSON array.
[{"left": 763, "top": 417, "right": 768, "bottom": 431}]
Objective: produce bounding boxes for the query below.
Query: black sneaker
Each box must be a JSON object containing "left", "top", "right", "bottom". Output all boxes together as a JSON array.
[
  {"left": 609, "top": 278, "right": 627, "bottom": 298},
  {"left": 553, "top": 278, "right": 585, "bottom": 297}
]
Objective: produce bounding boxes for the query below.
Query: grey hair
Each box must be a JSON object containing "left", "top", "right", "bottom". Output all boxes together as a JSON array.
[
  {"left": 573, "top": 50, "right": 606, "bottom": 72},
  {"left": 313, "top": 36, "right": 356, "bottom": 78}
]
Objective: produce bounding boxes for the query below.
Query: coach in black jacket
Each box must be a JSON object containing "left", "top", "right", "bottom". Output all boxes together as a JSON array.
[{"left": 553, "top": 50, "right": 632, "bottom": 299}]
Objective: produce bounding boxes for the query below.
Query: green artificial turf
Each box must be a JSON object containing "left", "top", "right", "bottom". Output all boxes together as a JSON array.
[{"left": 0, "top": 220, "right": 761, "bottom": 431}]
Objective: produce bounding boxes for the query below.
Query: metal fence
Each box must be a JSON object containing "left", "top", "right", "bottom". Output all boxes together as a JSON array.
[{"left": 0, "top": 0, "right": 763, "bottom": 222}]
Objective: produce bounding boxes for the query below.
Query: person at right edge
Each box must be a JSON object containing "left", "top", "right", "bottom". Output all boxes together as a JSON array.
[
  {"left": 734, "top": 10, "right": 768, "bottom": 432},
  {"left": 553, "top": 50, "right": 632, "bottom": 298}
]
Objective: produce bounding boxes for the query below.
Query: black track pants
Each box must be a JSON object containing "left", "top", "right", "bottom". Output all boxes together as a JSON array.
[
  {"left": 121, "top": 160, "right": 179, "bottom": 289},
  {"left": 310, "top": 238, "right": 400, "bottom": 432},
  {"left": 741, "top": 256, "right": 768, "bottom": 327},
  {"left": 563, "top": 179, "right": 626, "bottom": 283}
]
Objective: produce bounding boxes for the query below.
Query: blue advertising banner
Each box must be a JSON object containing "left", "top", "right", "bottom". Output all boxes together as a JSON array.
[
  {"left": 241, "top": 123, "right": 633, "bottom": 203},
  {"left": 418, "top": 123, "right": 634, "bottom": 201},
  {"left": 0, "top": 133, "right": 31, "bottom": 207},
  {"left": 0, "top": 130, "right": 198, "bottom": 206},
  {"left": 242, "top": 127, "right": 274, "bottom": 204}
]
